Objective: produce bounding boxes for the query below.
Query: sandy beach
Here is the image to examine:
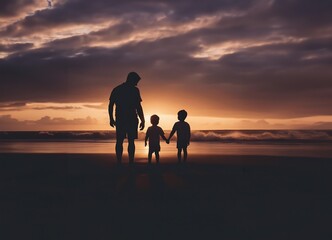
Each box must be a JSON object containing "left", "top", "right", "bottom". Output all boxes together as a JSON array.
[{"left": 0, "top": 153, "right": 331, "bottom": 239}]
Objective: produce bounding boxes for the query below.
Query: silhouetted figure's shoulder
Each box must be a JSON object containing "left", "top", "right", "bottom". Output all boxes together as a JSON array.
[
  {"left": 110, "top": 83, "right": 141, "bottom": 102},
  {"left": 146, "top": 125, "right": 153, "bottom": 133},
  {"left": 172, "top": 121, "right": 190, "bottom": 147},
  {"left": 110, "top": 82, "right": 142, "bottom": 119},
  {"left": 147, "top": 125, "right": 164, "bottom": 135},
  {"left": 173, "top": 121, "right": 190, "bottom": 130}
]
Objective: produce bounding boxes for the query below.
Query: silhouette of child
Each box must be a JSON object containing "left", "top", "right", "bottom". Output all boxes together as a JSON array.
[
  {"left": 145, "top": 115, "right": 168, "bottom": 164},
  {"left": 168, "top": 110, "right": 191, "bottom": 163}
]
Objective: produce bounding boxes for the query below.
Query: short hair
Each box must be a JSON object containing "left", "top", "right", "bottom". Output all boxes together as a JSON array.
[
  {"left": 126, "top": 72, "right": 141, "bottom": 85},
  {"left": 150, "top": 114, "right": 159, "bottom": 125},
  {"left": 178, "top": 110, "right": 187, "bottom": 121}
]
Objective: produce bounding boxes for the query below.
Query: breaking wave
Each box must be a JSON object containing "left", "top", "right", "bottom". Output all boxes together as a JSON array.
[
  {"left": 0, "top": 130, "right": 331, "bottom": 143},
  {"left": 190, "top": 130, "right": 332, "bottom": 142}
]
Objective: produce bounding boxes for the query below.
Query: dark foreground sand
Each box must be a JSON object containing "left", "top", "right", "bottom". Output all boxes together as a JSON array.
[{"left": 0, "top": 153, "right": 331, "bottom": 240}]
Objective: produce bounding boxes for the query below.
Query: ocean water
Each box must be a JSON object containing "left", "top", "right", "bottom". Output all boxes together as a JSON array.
[{"left": 0, "top": 130, "right": 331, "bottom": 158}]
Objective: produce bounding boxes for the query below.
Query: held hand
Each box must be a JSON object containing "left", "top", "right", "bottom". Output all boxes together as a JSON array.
[
  {"left": 110, "top": 118, "right": 116, "bottom": 128},
  {"left": 139, "top": 121, "right": 145, "bottom": 130}
]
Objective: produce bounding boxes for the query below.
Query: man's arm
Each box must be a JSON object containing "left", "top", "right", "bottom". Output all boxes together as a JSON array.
[
  {"left": 108, "top": 98, "right": 116, "bottom": 128},
  {"left": 137, "top": 103, "right": 145, "bottom": 130}
]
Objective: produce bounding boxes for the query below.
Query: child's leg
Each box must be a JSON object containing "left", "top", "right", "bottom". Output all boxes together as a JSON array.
[
  {"left": 177, "top": 148, "right": 182, "bottom": 163},
  {"left": 148, "top": 150, "right": 152, "bottom": 164},
  {"left": 155, "top": 151, "right": 160, "bottom": 163},
  {"left": 183, "top": 147, "right": 188, "bottom": 162}
]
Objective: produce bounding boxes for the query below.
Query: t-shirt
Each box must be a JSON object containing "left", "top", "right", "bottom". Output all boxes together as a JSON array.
[
  {"left": 172, "top": 121, "right": 190, "bottom": 145},
  {"left": 110, "top": 82, "right": 142, "bottom": 120},
  {"left": 146, "top": 126, "right": 165, "bottom": 147}
]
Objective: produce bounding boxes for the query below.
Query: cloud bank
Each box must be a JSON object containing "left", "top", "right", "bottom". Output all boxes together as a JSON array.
[{"left": 0, "top": 0, "right": 331, "bottom": 120}]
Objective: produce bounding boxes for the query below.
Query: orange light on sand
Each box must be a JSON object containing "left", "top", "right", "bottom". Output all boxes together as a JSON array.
[{"left": 143, "top": 144, "right": 149, "bottom": 156}]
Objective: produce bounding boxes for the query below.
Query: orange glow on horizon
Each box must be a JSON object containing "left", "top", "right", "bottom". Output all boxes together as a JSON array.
[{"left": 1, "top": 102, "right": 332, "bottom": 131}]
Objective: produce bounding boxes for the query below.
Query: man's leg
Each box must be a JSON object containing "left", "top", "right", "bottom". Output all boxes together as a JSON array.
[
  {"left": 155, "top": 151, "right": 160, "bottom": 164},
  {"left": 128, "top": 138, "right": 135, "bottom": 164},
  {"left": 116, "top": 136, "right": 124, "bottom": 164}
]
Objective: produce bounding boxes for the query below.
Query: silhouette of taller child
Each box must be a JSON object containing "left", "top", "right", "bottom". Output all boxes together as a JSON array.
[
  {"left": 108, "top": 72, "right": 145, "bottom": 164},
  {"left": 168, "top": 110, "right": 191, "bottom": 163}
]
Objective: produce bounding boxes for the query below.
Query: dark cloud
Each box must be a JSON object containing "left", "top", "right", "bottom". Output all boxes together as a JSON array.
[
  {"left": 1, "top": 32, "right": 332, "bottom": 118},
  {"left": 0, "top": 0, "right": 37, "bottom": 17},
  {"left": 0, "top": 115, "right": 19, "bottom": 123},
  {"left": 270, "top": 0, "right": 332, "bottom": 28},
  {"left": 0, "top": 43, "right": 33, "bottom": 53},
  {"left": 0, "top": 115, "right": 98, "bottom": 130},
  {"left": 0, "top": 102, "right": 27, "bottom": 111},
  {"left": 0, "top": 102, "right": 81, "bottom": 112},
  {"left": 34, "top": 115, "right": 97, "bottom": 125},
  {"left": 2, "top": 0, "right": 331, "bottom": 42},
  {"left": 83, "top": 104, "right": 106, "bottom": 109},
  {"left": 0, "top": 0, "right": 332, "bottom": 119},
  {"left": 0, "top": 102, "right": 27, "bottom": 108},
  {"left": 32, "top": 106, "right": 81, "bottom": 110},
  {"left": 1, "top": 0, "right": 165, "bottom": 37},
  {"left": 311, "top": 122, "right": 332, "bottom": 130},
  {"left": 0, "top": 0, "right": 259, "bottom": 37},
  {"left": 178, "top": 0, "right": 332, "bottom": 48}
]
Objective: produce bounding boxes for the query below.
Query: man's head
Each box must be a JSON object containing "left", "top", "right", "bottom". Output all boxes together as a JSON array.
[
  {"left": 126, "top": 72, "right": 141, "bottom": 86},
  {"left": 150, "top": 114, "right": 160, "bottom": 126},
  {"left": 177, "top": 110, "right": 187, "bottom": 121}
]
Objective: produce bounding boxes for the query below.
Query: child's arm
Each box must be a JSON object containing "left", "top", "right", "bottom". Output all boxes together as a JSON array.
[
  {"left": 145, "top": 129, "right": 149, "bottom": 146},
  {"left": 168, "top": 123, "right": 177, "bottom": 142},
  {"left": 163, "top": 135, "right": 169, "bottom": 144},
  {"left": 187, "top": 124, "right": 191, "bottom": 146},
  {"left": 168, "top": 128, "right": 176, "bottom": 142},
  {"left": 161, "top": 133, "right": 168, "bottom": 142},
  {"left": 159, "top": 128, "right": 169, "bottom": 143}
]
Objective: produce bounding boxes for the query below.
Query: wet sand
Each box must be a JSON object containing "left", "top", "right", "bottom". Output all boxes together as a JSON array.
[{"left": 0, "top": 153, "right": 331, "bottom": 239}]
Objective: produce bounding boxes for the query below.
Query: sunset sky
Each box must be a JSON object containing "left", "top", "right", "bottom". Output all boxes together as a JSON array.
[{"left": 1, "top": 0, "right": 332, "bottom": 130}]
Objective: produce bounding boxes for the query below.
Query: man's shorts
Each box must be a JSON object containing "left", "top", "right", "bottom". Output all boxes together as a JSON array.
[{"left": 116, "top": 118, "right": 139, "bottom": 140}]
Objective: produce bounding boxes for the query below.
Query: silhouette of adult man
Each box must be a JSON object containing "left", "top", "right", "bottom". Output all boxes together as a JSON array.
[{"left": 109, "top": 72, "right": 145, "bottom": 164}]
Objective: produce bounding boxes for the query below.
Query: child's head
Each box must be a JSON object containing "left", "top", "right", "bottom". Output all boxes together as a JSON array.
[
  {"left": 177, "top": 110, "right": 187, "bottom": 121},
  {"left": 150, "top": 114, "right": 160, "bottom": 125}
]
